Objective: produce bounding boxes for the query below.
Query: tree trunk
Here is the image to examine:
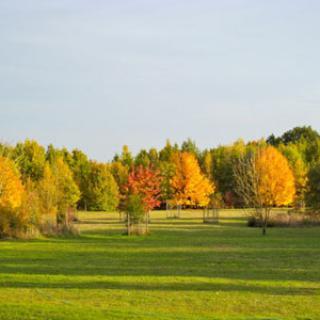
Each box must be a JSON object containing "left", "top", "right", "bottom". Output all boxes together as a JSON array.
[
  {"left": 262, "top": 207, "right": 270, "bottom": 235},
  {"left": 127, "top": 212, "right": 130, "bottom": 236},
  {"left": 262, "top": 225, "right": 266, "bottom": 235},
  {"left": 145, "top": 211, "right": 150, "bottom": 234}
]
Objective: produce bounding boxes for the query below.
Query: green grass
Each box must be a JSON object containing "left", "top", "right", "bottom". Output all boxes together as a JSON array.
[{"left": 0, "top": 210, "right": 319, "bottom": 320}]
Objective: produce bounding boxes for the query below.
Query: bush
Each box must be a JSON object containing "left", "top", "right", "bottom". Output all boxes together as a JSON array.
[
  {"left": 0, "top": 207, "right": 32, "bottom": 238},
  {"left": 248, "top": 211, "right": 320, "bottom": 228},
  {"left": 125, "top": 194, "right": 147, "bottom": 235}
]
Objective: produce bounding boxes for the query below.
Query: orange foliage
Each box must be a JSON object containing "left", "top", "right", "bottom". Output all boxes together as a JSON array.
[
  {"left": 0, "top": 157, "right": 24, "bottom": 209},
  {"left": 126, "top": 165, "right": 162, "bottom": 211},
  {"left": 255, "top": 146, "right": 296, "bottom": 207},
  {"left": 171, "top": 152, "right": 214, "bottom": 207}
]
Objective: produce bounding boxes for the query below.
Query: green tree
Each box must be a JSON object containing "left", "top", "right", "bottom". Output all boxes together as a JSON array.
[
  {"left": 125, "top": 194, "right": 145, "bottom": 235},
  {"left": 85, "top": 162, "right": 119, "bottom": 211},
  {"left": 13, "top": 139, "right": 46, "bottom": 182},
  {"left": 159, "top": 140, "right": 178, "bottom": 162},
  {"left": 268, "top": 126, "right": 320, "bottom": 165},
  {"left": 135, "top": 149, "right": 151, "bottom": 167},
  {"left": 278, "top": 143, "right": 308, "bottom": 207},
  {"left": 69, "top": 149, "right": 91, "bottom": 209},
  {"left": 306, "top": 162, "right": 320, "bottom": 210},
  {"left": 51, "top": 157, "right": 80, "bottom": 225},
  {"left": 181, "top": 138, "right": 200, "bottom": 158}
]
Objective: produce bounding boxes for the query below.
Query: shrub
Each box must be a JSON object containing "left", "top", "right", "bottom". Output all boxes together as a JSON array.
[{"left": 125, "top": 194, "right": 147, "bottom": 235}]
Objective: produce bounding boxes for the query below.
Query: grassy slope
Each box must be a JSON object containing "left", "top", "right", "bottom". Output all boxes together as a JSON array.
[{"left": 0, "top": 210, "right": 319, "bottom": 320}]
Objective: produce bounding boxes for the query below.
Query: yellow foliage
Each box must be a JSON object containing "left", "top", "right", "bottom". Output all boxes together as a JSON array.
[
  {"left": 255, "top": 146, "right": 296, "bottom": 207},
  {"left": 37, "top": 163, "right": 58, "bottom": 216},
  {"left": 171, "top": 152, "right": 214, "bottom": 207},
  {"left": 0, "top": 157, "right": 24, "bottom": 209}
]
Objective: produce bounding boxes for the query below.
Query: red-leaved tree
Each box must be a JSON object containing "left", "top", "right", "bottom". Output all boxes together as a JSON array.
[
  {"left": 126, "top": 165, "right": 162, "bottom": 212},
  {"left": 125, "top": 165, "right": 162, "bottom": 234}
]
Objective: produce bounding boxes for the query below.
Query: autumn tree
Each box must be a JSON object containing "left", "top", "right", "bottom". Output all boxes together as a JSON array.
[
  {"left": 0, "top": 157, "right": 25, "bottom": 237},
  {"left": 68, "top": 149, "right": 91, "bottom": 210},
  {"left": 125, "top": 165, "right": 162, "bottom": 234},
  {"left": 50, "top": 157, "right": 80, "bottom": 226},
  {"left": 278, "top": 143, "right": 308, "bottom": 208},
  {"left": 37, "top": 163, "right": 58, "bottom": 219},
  {"left": 159, "top": 161, "right": 176, "bottom": 207},
  {"left": 0, "top": 143, "right": 14, "bottom": 158},
  {"left": 148, "top": 148, "right": 159, "bottom": 167},
  {"left": 234, "top": 146, "right": 296, "bottom": 235},
  {"left": 171, "top": 152, "right": 214, "bottom": 211},
  {"left": 124, "top": 194, "right": 145, "bottom": 236},
  {"left": 210, "top": 140, "right": 247, "bottom": 207},
  {"left": 110, "top": 161, "right": 129, "bottom": 210}
]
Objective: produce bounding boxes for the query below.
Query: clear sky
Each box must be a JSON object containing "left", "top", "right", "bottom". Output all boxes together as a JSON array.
[{"left": 1, "top": 0, "right": 319, "bottom": 161}]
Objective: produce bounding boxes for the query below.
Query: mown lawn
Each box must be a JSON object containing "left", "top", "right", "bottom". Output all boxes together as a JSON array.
[{"left": 0, "top": 210, "right": 319, "bottom": 320}]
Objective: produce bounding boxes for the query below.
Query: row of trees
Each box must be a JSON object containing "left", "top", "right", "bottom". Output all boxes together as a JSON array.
[{"left": 0, "top": 126, "right": 320, "bottom": 237}]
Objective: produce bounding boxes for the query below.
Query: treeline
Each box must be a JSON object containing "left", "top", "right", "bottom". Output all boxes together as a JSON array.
[{"left": 0, "top": 126, "right": 320, "bottom": 237}]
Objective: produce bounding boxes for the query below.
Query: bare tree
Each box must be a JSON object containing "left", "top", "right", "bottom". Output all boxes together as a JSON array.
[{"left": 233, "top": 153, "right": 271, "bottom": 235}]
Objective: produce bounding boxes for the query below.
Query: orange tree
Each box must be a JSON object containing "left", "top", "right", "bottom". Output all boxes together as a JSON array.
[
  {"left": 170, "top": 152, "right": 214, "bottom": 209},
  {"left": 0, "top": 157, "right": 25, "bottom": 237},
  {"left": 234, "top": 146, "right": 296, "bottom": 235},
  {"left": 125, "top": 165, "right": 161, "bottom": 234}
]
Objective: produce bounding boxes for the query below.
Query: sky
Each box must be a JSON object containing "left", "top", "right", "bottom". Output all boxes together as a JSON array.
[{"left": 1, "top": 0, "right": 320, "bottom": 161}]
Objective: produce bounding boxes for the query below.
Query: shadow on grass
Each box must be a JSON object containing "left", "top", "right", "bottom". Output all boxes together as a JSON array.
[
  {"left": 1, "top": 220, "right": 320, "bottom": 286},
  {"left": 0, "top": 279, "right": 318, "bottom": 296}
]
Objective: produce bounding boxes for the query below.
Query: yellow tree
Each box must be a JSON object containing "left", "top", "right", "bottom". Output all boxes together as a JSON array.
[
  {"left": 0, "top": 157, "right": 24, "bottom": 209},
  {"left": 255, "top": 146, "right": 296, "bottom": 208},
  {"left": 37, "top": 163, "right": 58, "bottom": 218},
  {"left": 234, "top": 146, "right": 295, "bottom": 235},
  {"left": 171, "top": 152, "right": 214, "bottom": 209},
  {"left": 0, "top": 157, "right": 25, "bottom": 237},
  {"left": 278, "top": 143, "right": 308, "bottom": 208}
]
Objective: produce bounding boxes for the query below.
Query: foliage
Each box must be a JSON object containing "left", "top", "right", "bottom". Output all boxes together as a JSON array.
[
  {"left": 234, "top": 146, "right": 296, "bottom": 234},
  {"left": 159, "top": 139, "right": 179, "bottom": 161},
  {"left": 278, "top": 143, "right": 308, "bottom": 207},
  {"left": 268, "top": 126, "right": 320, "bottom": 165},
  {"left": 84, "top": 162, "right": 119, "bottom": 211},
  {"left": 0, "top": 157, "right": 26, "bottom": 237},
  {"left": 306, "top": 162, "right": 320, "bottom": 210},
  {"left": 37, "top": 163, "right": 58, "bottom": 218},
  {"left": 267, "top": 125, "right": 320, "bottom": 146},
  {"left": 159, "top": 161, "right": 176, "bottom": 203},
  {"left": 125, "top": 194, "right": 145, "bottom": 224},
  {"left": 113, "top": 145, "right": 133, "bottom": 168},
  {"left": 13, "top": 139, "right": 46, "bottom": 182},
  {"left": 0, "top": 157, "right": 24, "bottom": 209},
  {"left": 135, "top": 149, "right": 151, "bottom": 167},
  {"left": 52, "top": 157, "right": 80, "bottom": 219},
  {"left": 126, "top": 165, "right": 162, "bottom": 212},
  {"left": 68, "top": 149, "right": 91, "bottom": 209},
  {"left": 210, "top": 140, "right": 247, "bottom": 207},
  {"left": 255, "top": 146, "right": 296, "bottom": 207},
  {"left": 171, "top": 152, "right": 214, "bottom": 207},
  {"left": 2, "top": 125, "right": 320, "bottom": 234},
  {"left": 181, "top": 138, "right": 200, "bottom": 157}
]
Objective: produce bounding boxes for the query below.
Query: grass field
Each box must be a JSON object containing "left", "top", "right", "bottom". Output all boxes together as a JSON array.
[{"left": 0, "top": 210, "right": 319, "bottom": 320}]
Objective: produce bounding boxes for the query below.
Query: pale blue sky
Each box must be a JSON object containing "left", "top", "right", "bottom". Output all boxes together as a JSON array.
[{"left": 1, "top": 0, "right": 320, "bottom": 160}]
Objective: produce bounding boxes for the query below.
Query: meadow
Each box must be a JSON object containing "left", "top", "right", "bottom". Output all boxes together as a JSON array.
[{"left": 0, "top": 210, "right": 319, "bottom": 320}]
